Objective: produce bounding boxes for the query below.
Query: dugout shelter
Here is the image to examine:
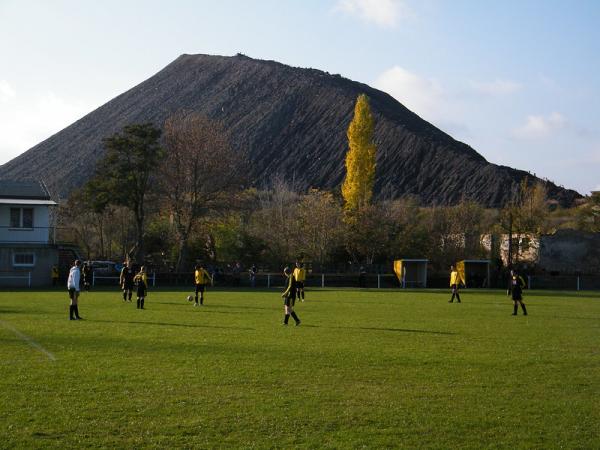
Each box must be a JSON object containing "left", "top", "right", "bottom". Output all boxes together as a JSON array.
[
  {"left": 393, "top": 259, "right": 428, "bottom": 288},
  {"left": 456, "top": 260, "right": 490, "bottom": 288}
]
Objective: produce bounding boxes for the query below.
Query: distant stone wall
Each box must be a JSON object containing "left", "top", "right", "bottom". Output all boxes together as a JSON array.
[
  {"left": 538, "top": 230, "right": 600, "bottom": 274},
  {"left": 480, "top": 233, "right": 540, "bottom": 266}
]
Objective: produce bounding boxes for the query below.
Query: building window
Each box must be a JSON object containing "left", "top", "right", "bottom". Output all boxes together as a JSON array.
[
  {"left": 9, "top": 208, "right": 34, "bottom": 229},
  {"left": 13, "top": 252, "right": 36, "bottom": 267}
]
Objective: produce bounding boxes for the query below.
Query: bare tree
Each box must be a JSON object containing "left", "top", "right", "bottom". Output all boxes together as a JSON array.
[
  {"left": 296, "top": 189, "right": 343, "bottom": 265},
  {"left": 162, "top": 111, "right": 243, "bottom": 270},
  {"left": 249, "top": 176, "right": 302, "bottom": 264}
]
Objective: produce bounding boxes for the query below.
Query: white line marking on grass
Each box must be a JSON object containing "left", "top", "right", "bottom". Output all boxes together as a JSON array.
[{"left": 0, "top": 319, "right": 56, "bottom": 361}]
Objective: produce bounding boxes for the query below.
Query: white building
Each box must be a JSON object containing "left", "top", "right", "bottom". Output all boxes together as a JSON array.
[{"left": 0, "top": 180, "right": 58, "bottom": 287}]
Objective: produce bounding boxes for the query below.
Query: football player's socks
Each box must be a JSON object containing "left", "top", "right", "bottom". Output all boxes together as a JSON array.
[
  {"left": 513, "top": 304, "right": 518, "bottom": 315},
  {"left": 284, "top": 314, "right": 290, "bottom": 324},
  {"left": 137, "top": 299, "right": 140, "bottom": 308},
  {"left": 123, "top": 291, "right": 127, "bottom": 301},
  {"left": 291, "top": 311, "right": 300, "bottom": 323},
  {"left": 128, "top": 292, "right": 132, "bottom": 301},
  {"left": 521, "top": 304, "right": 527, "bottom": 315},
  {"left": 74, "top": 305, "right": 80, "bottom": 319},
  {"left": 69, "top": 305, "right": 75, "bottom": 319},
  {"left": 141, "top": 299, "right": 144, "bottom": 309}
]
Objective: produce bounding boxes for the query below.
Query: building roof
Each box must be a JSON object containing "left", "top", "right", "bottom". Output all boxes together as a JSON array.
[
  {"left": 0, "top": 179, "right": 53, "bottom": 201},
  {"left": 0, "top": 198, "right": 57, "bottom": 206}
]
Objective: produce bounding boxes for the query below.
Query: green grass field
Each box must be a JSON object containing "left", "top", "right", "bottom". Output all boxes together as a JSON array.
[{"left": 1, "top": 287, "right": 599, "bottom": 449}]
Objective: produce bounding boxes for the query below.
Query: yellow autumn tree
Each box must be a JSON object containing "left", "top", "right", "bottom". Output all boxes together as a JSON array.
[{"left": 341, "top": 94, "right": 376, "bottom": 212}]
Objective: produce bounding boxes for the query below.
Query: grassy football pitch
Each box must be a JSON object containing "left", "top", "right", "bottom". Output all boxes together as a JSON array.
[{"left": 0, "top": 287, "right": 599, "bottom": 449}]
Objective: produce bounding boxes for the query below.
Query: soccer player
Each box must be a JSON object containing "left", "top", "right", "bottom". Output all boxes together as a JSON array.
[
  {"left": 134, "top": 266, "right": 148, "bottom": 309},
  {"left": 510, "top": 269, "right": 528, "bottom": 316},
  {"left": 249, "top": 264, "right": 257, "bottom": 288},
  {"left": 51, "top": 265, "right": 59, "bottom": 287},
  {"left": 448, "top": 265, "right": 462, "bottom": 303},
  {"left": 67, "top": 260, "right": 83, "bottom": 320},
  {"left": 82, "top": 262, "right": 92, "bottom": 291},
  {"left": 194, "top": 263, "right": 212, "bottom": 306},
  {"left": 281, "top": 266, "right": 301, "bottom": 326},
  {"left": 293, "top": 261, "right": 306, "bottom": 302},
  {"left": 119, "top": 261, "right": 135, "bottom": 302}
]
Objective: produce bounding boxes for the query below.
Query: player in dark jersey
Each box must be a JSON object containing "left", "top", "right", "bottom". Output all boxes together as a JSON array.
[
  {"left": 281, "top": 266, "right": 301, "bottom": 326},
  {"left": 510, "top": 269, "right": 528, "bottom": 316},
  {"left": 82, "top": 262, "right": 92, "bottom": 291},
  {"left": 134, "top": 266, "right": 148, "bottom": 309},
  {"left": 119, "top": 261, "right": 135, "bottom": 302}
]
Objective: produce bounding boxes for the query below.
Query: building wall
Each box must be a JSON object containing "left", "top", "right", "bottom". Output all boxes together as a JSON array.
[
  {"left": 0, "top": 245, "right": 59, "bottom": 287},
  {"left": 481, "top": 230, "right": 600, "bottom": 274},
  {"left": 538, "top": 230, "right": 600, "bottom": 274},
  {"left": 0, "top": 204, "right": 51, "bottom": 243}
]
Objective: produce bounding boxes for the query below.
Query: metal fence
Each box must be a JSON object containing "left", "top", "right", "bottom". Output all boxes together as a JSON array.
[
  {"left": 93, "top": 272, "right": 598, "bottom": 291},
  {"left": 0, "top": 271, "right": 32, "bottom": 287},
  {"left": 527, "top": 275, "right": 600, "bottom": 291},
  {"left": 2, "top": 270, "right": 590, "bottom": 291}
]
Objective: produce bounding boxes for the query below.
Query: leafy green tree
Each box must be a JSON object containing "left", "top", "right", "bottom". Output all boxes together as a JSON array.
[
  {"left": 576, "top": 191, "right": 600, "bottom": 232},
  {"left": 344, "top": 204, "right": 394, "bottom": 265},
  {"left": 341, "top": 94, "right": 377, "bottom": 212},
  {"left": 498, "top": 179, "right": 548, "bottom": 266},
  {"left": 93, "top": 123, "right": 165, "bottom": 262}
]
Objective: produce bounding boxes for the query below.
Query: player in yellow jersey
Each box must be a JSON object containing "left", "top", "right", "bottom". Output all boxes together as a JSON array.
[
  {"left": 293, "top": 261, "right": 306, "bottom": 302},
  {"left": 449, "top": 265, "right": 462, "bottom": 303},
  {"left": 133, "top": 266, "right": 148, "bottom": 309},
  {"left": 194, "top": 263, "right": 212, "bottom": 306}
]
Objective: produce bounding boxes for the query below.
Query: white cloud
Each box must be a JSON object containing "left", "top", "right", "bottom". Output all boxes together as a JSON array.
[
  {"left": 512, "top": 112, "right": 567, "bottom": 139},
  {"left": 333, "top": 0, "right": 411, "bottom": 28},
  {"left": 373, "top": 66, "right": 474, "bottom": 140},
  {"left": 470, "top": 79, "right": 521, "bottom": 96},
  {"left": 0, "top": 80, "right": 16, "bottom": 101},
  {"left": 0, "top": 91, "right": 94, "bottom": 164},
  {"left": 373, "top": 65, "right": 453, "bottom": 120}
]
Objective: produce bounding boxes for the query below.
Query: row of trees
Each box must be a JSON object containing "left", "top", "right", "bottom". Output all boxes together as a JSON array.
[{"left": 57, "top": 96, "right": 598, "bottom": 273}]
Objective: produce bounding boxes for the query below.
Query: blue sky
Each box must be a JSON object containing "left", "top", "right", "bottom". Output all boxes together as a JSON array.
[{"left": 1, "top": 0, "right": 598, "bottom": 194}]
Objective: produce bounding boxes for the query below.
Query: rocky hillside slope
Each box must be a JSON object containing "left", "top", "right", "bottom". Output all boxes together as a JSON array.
[{"left": 0, "top": 53, "right": 580, "bottom": 206}]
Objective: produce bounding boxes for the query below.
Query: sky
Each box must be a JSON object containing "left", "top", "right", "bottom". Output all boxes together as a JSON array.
[{"left": 1, "top": 0, "right": 599, "bottom": 195}]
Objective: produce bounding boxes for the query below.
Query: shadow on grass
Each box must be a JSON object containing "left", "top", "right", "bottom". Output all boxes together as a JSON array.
[
  {"left": 0, "top": 308, "right": 29, "bottom": 314},
  {"left": 89, "top": 318, "right": 254, "bottom": 331},
  {"left": 151, "top": 301, "right": 276, "bottom": 311},
  {"left": 301, "top": 324, "right": 455, "bottom": 335},
  {"left": 524, "top": 291, "right": 600, "bottom": 298}
]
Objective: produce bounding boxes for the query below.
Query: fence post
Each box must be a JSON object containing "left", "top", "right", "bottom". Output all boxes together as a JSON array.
[
  {"left": 153, "top": 272, "right": 156, "bottom": 287},
  {"left": 321, "top": 274, "right": 325, "bottom": 288},
  {"left": 28, "top": 272, "right": 31, "bottom": 288},
  {"left": 267, "top": 274, "right": 271, "bottom": 288},
  {"left": 93, "top": 271, "right": 96, "bottom": 287},
  {"left": 527, "top": 275, "right": 531, "bottom": 290},
  {"left": 577, "top": 276, "right": 580, "bottom": 291},
  {"left": 377, "top": 274, "right": 381, "bottom": 289}
]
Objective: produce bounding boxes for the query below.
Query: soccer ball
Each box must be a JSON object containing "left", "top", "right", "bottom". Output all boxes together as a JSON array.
[{"left": 187, "top": 295, "right": 193, "bottom": 302}]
